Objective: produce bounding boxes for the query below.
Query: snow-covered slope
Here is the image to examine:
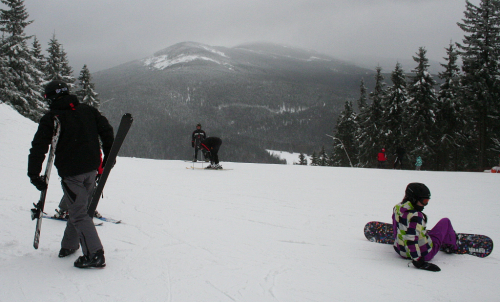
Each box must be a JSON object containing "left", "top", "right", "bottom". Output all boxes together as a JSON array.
[{"left": 0, "top": 102, "right": 498, "bottom": 302}]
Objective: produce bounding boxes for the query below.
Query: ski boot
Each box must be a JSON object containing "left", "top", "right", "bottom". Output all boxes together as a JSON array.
[
  {"left": 94, "top": 210, "right": 102, "bottom": 218},
  {"left": 74, "top": 249, "right": 106, "bottom": 268},
  {"left": 59, "top": 248, "right": 77, "bottom": 258}
]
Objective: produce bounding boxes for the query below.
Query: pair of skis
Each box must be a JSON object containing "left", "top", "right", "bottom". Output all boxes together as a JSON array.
[{"left": 32, "top": 113, "right": 133, "bottom": 249}]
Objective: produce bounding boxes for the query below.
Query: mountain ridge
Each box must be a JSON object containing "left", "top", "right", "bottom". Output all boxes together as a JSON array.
[{"left": 93, "top": 42, "right": 376, "bottom": 163}]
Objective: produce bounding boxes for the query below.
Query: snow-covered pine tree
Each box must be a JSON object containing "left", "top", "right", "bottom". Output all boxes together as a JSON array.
[
  {"left": 76, "top": 64, "right": 100, "bottom": 108},
  {"left": 357, "top": 66, "right": 386, "bottom": 167},
  {"left": 30, "top": 36, "right": 45, "bottom": 85},
  {"left": 382, "top": 62, "right": 409, "bottom": 155},
  {"left": 298, "top": 153, "right": 307, "bottom": 165},
  {"left": 357, "top": 78, "right": 368, "bottom": 112},
  {"left": 45, "top": 33, "right": 75, "bottom": 85},
  {"left": 436, "top": 43, "right": 464, "bottom": 170},
  {"left": 310, "top": 151, "right": 319, "bottom": 166},
  {"left": 318, "top": 145, "right": 328, "bottom": 166},
  {"left": 456, "top": 0, "right": 500, "bottom": 170},
  {"left": 0, "top": 0, "right": 45, "bottom": 121},
  {"left": 0, "top": 34, "right": 15, "bottom": 103},
  {"left": 332, "top": 100, "right": 358, "bottom": 167},
  {"left": 406, "top": 47, "right": 438, "bottom": 169}
]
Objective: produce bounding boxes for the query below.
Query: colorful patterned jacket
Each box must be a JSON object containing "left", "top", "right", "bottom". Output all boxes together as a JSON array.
[{"left": 392, "top": 200, "right": 433, "bottom": 260}]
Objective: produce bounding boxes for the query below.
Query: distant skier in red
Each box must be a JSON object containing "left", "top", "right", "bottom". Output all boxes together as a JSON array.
[{"left": 377, "top": 148, "right": 387, "bottom": 168}]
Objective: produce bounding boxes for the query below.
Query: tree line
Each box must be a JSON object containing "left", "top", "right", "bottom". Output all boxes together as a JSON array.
[
  {"left": 301, "top": 0, "right": 500, "bottom": 171},
  {"left": 0, "top": 0, "right": 100, "bottom": 121}
]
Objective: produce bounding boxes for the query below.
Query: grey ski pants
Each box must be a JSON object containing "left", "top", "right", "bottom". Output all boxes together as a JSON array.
[{"left": 60, "top": 170, "right": 103, "bottom": 256}]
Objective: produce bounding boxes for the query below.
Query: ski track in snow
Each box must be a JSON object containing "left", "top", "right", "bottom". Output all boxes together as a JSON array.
[{"left": 0, "top": 103, "right": 499, "bottom": 302}]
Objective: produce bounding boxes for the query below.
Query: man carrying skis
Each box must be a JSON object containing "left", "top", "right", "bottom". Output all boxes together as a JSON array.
[
  {"left": 28, "top": 80, "right": 114, "bottom": 268},
  {"left": 191, "top": 123, "right": 207, "bottom": 162},
  {"left": 392, "top": 183, "right": 458, "bottom": 272},
  {"left": 200, "top": 137, "right": 223, "bottom": 169}
]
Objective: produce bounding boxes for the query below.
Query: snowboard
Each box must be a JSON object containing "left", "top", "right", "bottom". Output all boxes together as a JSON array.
[
  {"left": 31, "top": 117, "right": 61, "bottom": 249},
  {"left": 87, "top": 113, "right": 133, "bottom": 217},
  {"left": 364, "top": 221, "right": 493, "bottom": 258}
]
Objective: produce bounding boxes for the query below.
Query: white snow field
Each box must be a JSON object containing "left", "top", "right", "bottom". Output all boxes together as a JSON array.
[{"left": 0, "top": 103, "right": 498, "bottom": 302}]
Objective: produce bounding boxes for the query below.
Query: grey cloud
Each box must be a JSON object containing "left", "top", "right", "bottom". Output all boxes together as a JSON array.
[{"left": 20, "top": 0, "right": 479, "bottom": 73}]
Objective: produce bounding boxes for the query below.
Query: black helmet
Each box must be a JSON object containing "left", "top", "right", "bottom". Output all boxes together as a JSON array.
[
  {"left": 44, "top": 80, "right": 69, "bottom": 101},
  {"left": 196, "top": 123, "right": 201, "bottom": 128},
  {"left": 405, "top": 183, "right": 431, "bottom": 203}
]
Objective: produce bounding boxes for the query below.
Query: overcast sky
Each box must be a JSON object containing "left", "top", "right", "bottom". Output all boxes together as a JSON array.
[{"left": 18, "top": 0, "right": 479, "bottom": 74}]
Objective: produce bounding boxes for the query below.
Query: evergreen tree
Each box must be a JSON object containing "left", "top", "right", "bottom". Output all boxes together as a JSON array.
[
  {"left": 382, "top": 62, "right": 409, "bottom": 153},
  {"left": 76, "top": 64, "right": 100, "bottom": 108},
  {"left": 456, "top": 0, "right": 500, "bottom": 169},
  {"left": 45, "top": 33, "right": 75, "bottom": 85},
  {"left": 310, "top": 151, "right": 319, "bottom": 166},
  {"left": 297, "top": 153, "right": 307, "bottom": 165},
  {"left": 406, "top": 47, "right": 438, "bottom": 168},
  {"left": 357, "top": 78, "right": 368, "bottom": 112},
  {"left": 30, "top": 36, "right": 45, "bottom": 84},
  {"left": 358, "top": 66, "right": 386, "bottom": 167},
  {"left": 436, "top": 43, "right": 464, "bottom": 170},
  {"left": 332, "top": 100, "right": 358, "bottom": 167},
  {"left": 0, "top": 0, "right": 45, "bottom": 121},
  {"left": 318, "top": 145, "right": 328, "bottom": 166},
  {"left": 327, "top": 150, "right": 336, "bottom": 166}
]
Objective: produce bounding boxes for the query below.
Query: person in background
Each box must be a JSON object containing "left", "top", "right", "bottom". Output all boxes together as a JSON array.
[
  {"left": 393, "top": 146, "right": 406, "bottom": 169},
  {"left": 377, "top": 148, "right": 387, "bottom": 168},
  {"left": 415, "top": 156, "right": 423, "bottom": 170},
  {"left": 200, "top": 137, "right": 223, "bottom": 169},
  {"left": 28, "top": 80, "right": 114, "bottom": 268},
  {"left": 191, "top": 123, "right": 207, "bottom": 162}
]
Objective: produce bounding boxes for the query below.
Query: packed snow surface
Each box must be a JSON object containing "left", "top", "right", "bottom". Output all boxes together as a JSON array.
[{"left": 0, "top": 103, "right": 498, "bottom": 301}]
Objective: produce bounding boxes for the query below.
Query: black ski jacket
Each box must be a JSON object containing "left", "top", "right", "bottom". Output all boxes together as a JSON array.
[
  {"left": 192, "top": 129, "right": 206, "bottom": 147},
  {"left": 200, "top": 137, "right": 222, "bottom": 152},
  {"left": 28, "top": 95, "right": 114, "bottom": 177}
]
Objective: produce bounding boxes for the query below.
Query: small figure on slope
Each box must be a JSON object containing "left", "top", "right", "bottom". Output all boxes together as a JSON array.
[
  {"left": 392, "top": 183, "right": 458, "bottom": 272},
  {"left": 415, "top": 156, "right": 423, "bottom": 171},
  {"left": 200, "top": 137, "right": 223, "bottom": 169},
  {"left": 377, "top": 148, "right": 387, "bottom": 168},
  {"left": 393, "top": 146, "right": 405, "bottom": 169},
  {"left": 191, "top": 123, "right": 208, "bottom": 162},
  {"left": 28, "top": 80, "right": 114, "bottom": 268}
]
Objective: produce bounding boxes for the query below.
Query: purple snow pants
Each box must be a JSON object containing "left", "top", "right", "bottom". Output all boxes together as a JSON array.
[{"left": 424, "top": 218, "right": 457, "bottom": 261}]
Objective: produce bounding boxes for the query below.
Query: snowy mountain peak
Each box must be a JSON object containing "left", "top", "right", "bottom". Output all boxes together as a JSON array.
[{"left": 143, "top": 41, "right": 232, "bottom": 70}]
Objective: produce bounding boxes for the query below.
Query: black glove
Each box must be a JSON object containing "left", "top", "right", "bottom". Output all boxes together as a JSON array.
[
  {"left": 412, "top": 257, "right": 441, "bottom": 272},
  {"left": 29, "top": 174, "right": 47, "bottom": 191}
]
